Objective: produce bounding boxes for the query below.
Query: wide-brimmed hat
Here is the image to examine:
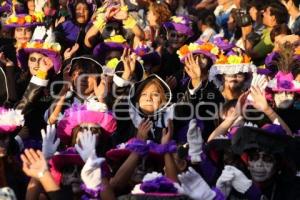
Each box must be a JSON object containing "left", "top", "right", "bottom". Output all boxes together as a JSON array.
[
  {"left": 267, "top": 71, "right": 300, "bottom": 93},
  {"left": 209, "top": 47, "right": 257, "bottom": 88},
  {"left": 69, "top": 55, "right": 103, "bottom": 75},
  {"left": 134, "top": 43, "right": 161, "bottom": 69},
  {"left": 4, "top": 13, "right": 44, "bottom": 28},
  {"left": 213, "top": 37, "right": 235, "bottom": 52},
  {"left": 231, "top": 126, "right": 291, "bottom": 155},
  {"left": 17, "top": 40, "right": 62, "bottom": 73},
  {"left": 57, "top": 103, "right": 117, "bottom": 145},
  {"left": 163, "top": 16, "right": 193, "bottom": 37},
  {"left": 93, "top": 35, "right": 129, "bottom": 64},
  {"left": 177, "top": 41, "right": 219, "bottom": 63},
  {"left": 0, "top": 107, "right": 24, "bottom": 133}
]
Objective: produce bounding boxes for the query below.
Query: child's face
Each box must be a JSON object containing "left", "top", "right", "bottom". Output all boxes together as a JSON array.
[
  {"left": 138, "top": 83, "right": 164, "bottom": 114},
  {"left": 72, "top": 70, "right": 98, "bottom": 96},
  {"left": 28, "top": 52, "right": 45, "bottom": 76}
]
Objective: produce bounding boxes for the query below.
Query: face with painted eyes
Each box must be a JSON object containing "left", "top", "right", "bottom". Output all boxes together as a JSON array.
[
  {"left": 28, "top": 52, "right": 45, "bottom": 76},
  {"left": 138, "top": 80, "right": 167, "bottom": 115},
  {"left": 248, "top": 150, "right": 276, "bottom": 182},
  {"left": 274, "top": 92, "right": 294, "bottom": 109}
]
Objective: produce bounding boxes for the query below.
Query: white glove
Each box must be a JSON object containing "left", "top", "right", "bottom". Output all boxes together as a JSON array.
[
  {"left": 75, "top": 130, "right": 96, "bottom": 162},
  {"left": 248, "top": 73, "right": 268, "bottom": 101},
  {"left": 216, "top": 166, "right": 235, "bottom": 198},
  {"left": 177, "top": 167, "right": 216, "bottom": 200},
  {"left": 34, "top": 0, "right": 47, "bottom": 12},
  {"left": 187, "top": 119, "right": 203, "bottom": 162},
  {"left": 41, "top": 125, "right": 60, "bottom": 160},
  {"left": 31, "top": 26, "right": 46, "bottom": 41},
  {"left": 81, "top": 151, "right": 106, "bottom": 189},
  {"left": 229, "top": 165, "right": 252, "bottom": 194}
]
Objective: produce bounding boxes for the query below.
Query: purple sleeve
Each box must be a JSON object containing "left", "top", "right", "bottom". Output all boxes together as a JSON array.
[
  {"left": 212, "top": 187, "right": 225, "bottom": 200},
  {"left": 245, "top": 183, "right": 262, "bottom": 200},
  {"left": 197, "top": 152, "right": 219, "bottom": 185}
]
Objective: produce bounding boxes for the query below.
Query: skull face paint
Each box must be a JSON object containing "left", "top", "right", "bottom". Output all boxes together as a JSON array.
[{"left": 248, "top": 151, "right": 276, "bottom": 182}]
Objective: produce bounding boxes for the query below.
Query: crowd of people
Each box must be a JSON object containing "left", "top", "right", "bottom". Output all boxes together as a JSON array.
[{"left": 0, "top": 0, "right": 300, "bottom": 199}]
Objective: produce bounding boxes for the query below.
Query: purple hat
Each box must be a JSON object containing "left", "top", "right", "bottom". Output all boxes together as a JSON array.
[
  {"left": 163, "top": 15, "right": 193, "bottom": 37},
  {"left": 57, "top": 103, "right": 117, "bottom": 145},
  {"left": 0, "top": 107, "right": 24, "bottom": 133},
  {"left": 93, "top": 42, "right": 129, "bottom": 64},
  {"left": 4, "top": 13, "right": 44, "bottom": 28},
  {"left": 17, "top": 40, "right": 62, "bottom": 74},
  {"left": 267, "top": 71, "right": 300, "bottom": 93},
  {"left": 134, "top": 43, "right": 161, "bottom": 70},
  {"left": 213, "top": 37, "right": 235, "bottom": 52}
]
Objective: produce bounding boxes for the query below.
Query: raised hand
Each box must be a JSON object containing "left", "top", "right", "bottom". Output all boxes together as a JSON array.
[
  {"left": 136, "top": 118, "right": 152, "bottom": 141},
  {"left": 225, "top": 165, "right": 252, "bottom": 194},
  {"left": 64, "top": 43, "right": 79, "bottom": 60},
  {"left": 161, "top": 120, "right": 173, "bottom": 145},
  {"left": 75, "top": 130, "right": 96, "bottom": 162},
  {"left": 34, "top": 0, "right": 47, "bottom": 12},
  {"left": 121, "top": 48, "right": 137, "bottom": 81},
  {"left": 81, "top": 151, "right": 106, "bottom": 189},
  {"left": 41, "top": 125, "right": 60, "bottom": 160},
  {"left": 216, "top": 166, "right": 235, "bottom": 198},
  {"left": 21, "top": 149, "right": 48, "bottom": 179},
  {"left": 184, "top": 54, "right": 201, "bottom": 88},
  {"left": 187, "top": 119, "right": 203, "bottom": 163},
  {"left": 0, "top": 52, "right": 14, "bottom": 67},
  {"left": 177, "top": 167, "right": 216, "bottom": 200},
  {"left": 55, "top": 16, "right": 66, "bottom": 28},
  {"left": 39, "top": 57, "right": 53, "bottom": 72},
  {"left": 250, "top": 86, "right": 269, "bottom": 112}
]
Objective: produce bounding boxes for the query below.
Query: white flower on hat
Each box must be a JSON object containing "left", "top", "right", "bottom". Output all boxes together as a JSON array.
[
  {"left": 142, "top": 171, "right": 163, "bottom": 182},
  {"left": 0, "top": 109, "right": 24, "bottom": 127}
]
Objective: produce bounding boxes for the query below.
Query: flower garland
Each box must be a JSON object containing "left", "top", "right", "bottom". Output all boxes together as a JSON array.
[
  {"left": 177, "top": 42, "right": 220, "bottom": 60},
  {"left": 5, "top": 12, "right": 44, "bottom": 25},
  {"left": 18, "top": 41, "right": 61, "bottom": 52}
]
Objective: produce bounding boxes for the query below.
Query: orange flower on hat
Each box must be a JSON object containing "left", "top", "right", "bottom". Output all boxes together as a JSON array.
[
  {"left": 17, "top": 17, "right": 25, "bottom": 25},
  {"left": 34, "top": 42, "right": 43, "bottom": 48},
  {"left": 243, "top": 54, "right": 251, "bottom": 63},
  {"left": 200, "top": 43, "right": 214, "bottom": 52},
  {"left": 216, "top": 54, "right": 227, "bottom": 64}
]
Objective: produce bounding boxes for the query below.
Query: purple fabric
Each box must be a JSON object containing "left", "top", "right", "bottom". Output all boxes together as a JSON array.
[
  {"left": 140, "top": 176, "right": 178, "bottom": 194},
  {"left": 212, "top": 187, "right": 225, "bottom": 200},
  {"left": 265, "top": 51, "right": 279, "bottom": 67},
  {"left": 149, "top": 140, "right": 177, "bottom": 154},
  {"left": 213, "top": 37, "right": 235, "bottom": 51},
  {"left": 125, "top": 138, "right": 149, "bottom": 156},
  {"left": 164, "top": 22, "right": 193, "bottom": 37},
  {"left": 60, "top": 20, "right": 91, "bottom": 44},
  {"left": 198, "top": 152, "right": 218, "bottom": 185},
  {"left": 0, "top": 1, "right": 11, "bottom": 14},
  {"left": 245, "top": 183, "right": 262, "bottom": 200},
  {"left": 80, "top": 183, "right": 104, "bottom": 198},
  {"left": 261, "top": 124, "right": 286, "bottom": 135}
]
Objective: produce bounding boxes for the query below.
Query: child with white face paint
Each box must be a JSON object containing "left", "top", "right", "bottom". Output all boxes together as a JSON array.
[{"left": 247, "top": 150, "right": 276, "bottom": 182}]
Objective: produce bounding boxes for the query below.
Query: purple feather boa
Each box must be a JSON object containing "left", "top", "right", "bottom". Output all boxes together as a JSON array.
[
  {"left": 140, "top": 176, "right": 178, "bottom": 194},
  {"left": 125, "top": 138, "right": 149, "bottom": 156},
  {"left": 149, "top": 140, "right": 177, "bottom": 154},
  {"left": 80, "top": 184, "right": 105, "bottom": 199}
]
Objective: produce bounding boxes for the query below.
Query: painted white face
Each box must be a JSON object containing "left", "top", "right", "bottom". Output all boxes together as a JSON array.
[
  {"left": 248, "top": 151, "right": 276, "bottom": 182},
  {"left": 274, "top": 92, "right": 294, "bottom": 109}
]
